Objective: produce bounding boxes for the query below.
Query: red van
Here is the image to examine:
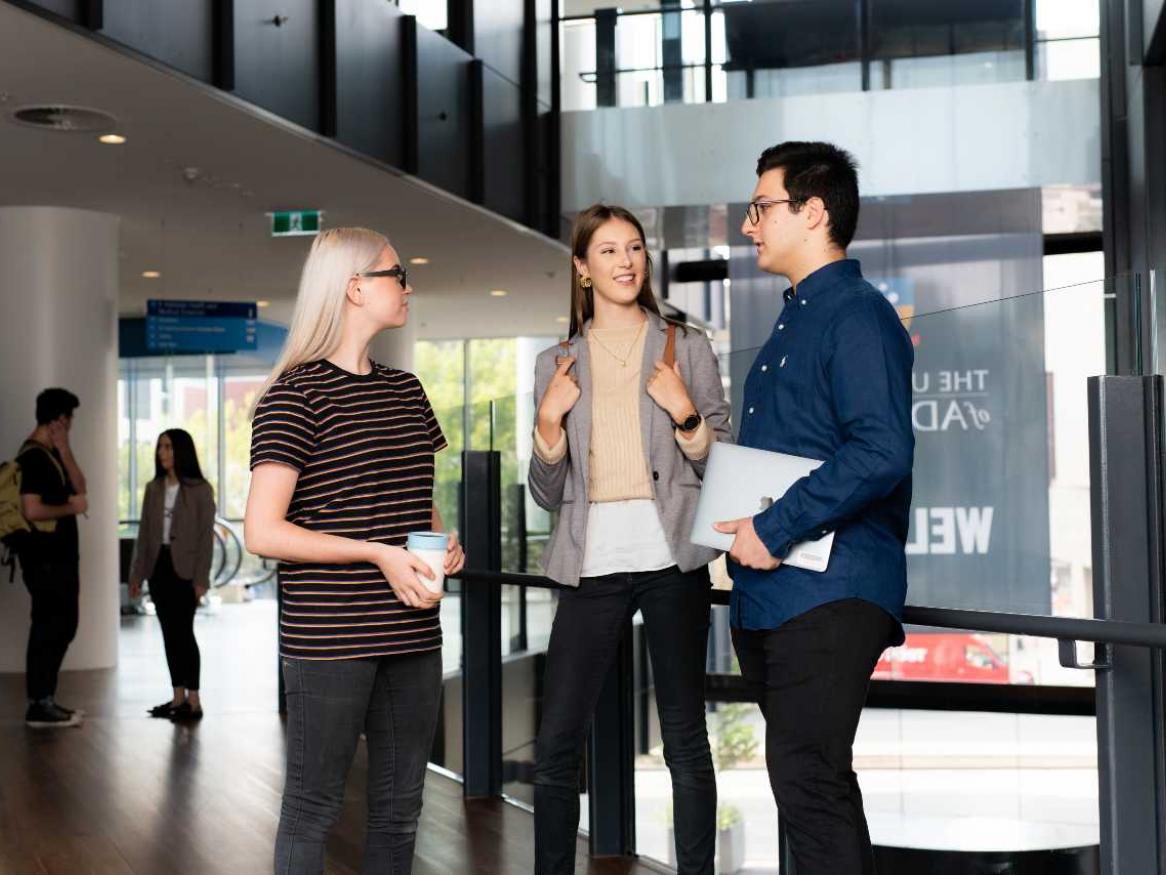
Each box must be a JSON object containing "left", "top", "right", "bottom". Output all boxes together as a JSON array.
[{"left": 873, "top": 633, "right": 1013, "bottom": 683}]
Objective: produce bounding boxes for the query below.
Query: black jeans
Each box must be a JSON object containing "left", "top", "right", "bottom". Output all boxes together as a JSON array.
[
  {"left": 275, "top": 650, "right": 443, "bottom": 875},
  {"left": 533, "top": 565, "right": 716, "bottom": 875},
  {"left": 21, "top": 555, "right": 80, "bottom": 702},
  {"left": 732, "top": 598, "right": 896, "bottom": 875},
  {"left": 150, "top": 546, "right": 201, "bottom": 691}
]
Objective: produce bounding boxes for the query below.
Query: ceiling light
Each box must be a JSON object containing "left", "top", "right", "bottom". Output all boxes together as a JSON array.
[
  {"left": 257, "top": 300, "right": 271, "bottom": 308},
  {"left": 409, "top": 257, "right": 430, "bottom": 265},
  {"left": 98, "top": 133, "right": 126, "bottom": 145},
  {"left": 490, "top": 289, "right": 508, "bottom": 297},
  {"left": 555, "top": 316, "right": 569, "bottom": 323},
  {"left": 141, "top": 270, "right": 161, "bottom": 279}
]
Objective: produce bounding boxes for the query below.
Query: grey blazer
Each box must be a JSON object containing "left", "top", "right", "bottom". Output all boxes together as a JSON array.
[
  {"left": 130, "top": 479, "right": 216, "bottom": 588},
  {"left": 528, "top": 310, "right": 733, "bottom": 587}
]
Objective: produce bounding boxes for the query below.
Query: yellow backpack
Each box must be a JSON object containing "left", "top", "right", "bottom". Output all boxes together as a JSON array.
[{"left": 0, "top": 443, "right": 63, "bottom": 580}]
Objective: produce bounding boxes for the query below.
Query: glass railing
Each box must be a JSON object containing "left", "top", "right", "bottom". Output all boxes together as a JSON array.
[{"left": 446, "top": 270, "right": 1153, "bottom": 867}]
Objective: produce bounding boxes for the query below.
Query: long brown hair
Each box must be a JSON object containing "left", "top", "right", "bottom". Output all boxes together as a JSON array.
[{"left": 568, "top": 204, "right": 665, "bottom": 338}]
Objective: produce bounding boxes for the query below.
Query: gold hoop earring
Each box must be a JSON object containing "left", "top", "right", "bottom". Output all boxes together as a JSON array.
[{"left": 579, "top": 276, "right": 592, "bottom": 289}]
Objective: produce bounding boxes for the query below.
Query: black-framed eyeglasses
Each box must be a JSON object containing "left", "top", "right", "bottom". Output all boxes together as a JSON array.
[
  {"left": 745, "top": 198, "right": 803, "bottom": 226},
  {"left": 358, "top": 265, "right": 408, "bottom": 288}
]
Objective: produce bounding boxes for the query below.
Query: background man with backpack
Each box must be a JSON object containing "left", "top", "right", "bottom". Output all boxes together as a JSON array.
[{"left": 17, "top": 388, "right": 88, "bottom": 728}]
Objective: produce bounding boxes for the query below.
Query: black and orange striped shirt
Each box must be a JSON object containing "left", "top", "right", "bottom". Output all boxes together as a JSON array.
[{"left": 250, "top": 360, "right": 447, "bottom": 660}]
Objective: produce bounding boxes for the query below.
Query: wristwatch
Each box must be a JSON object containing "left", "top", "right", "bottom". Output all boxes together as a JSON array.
[{"left": 673, "top": 410, "right": 703, "bottom": 432}]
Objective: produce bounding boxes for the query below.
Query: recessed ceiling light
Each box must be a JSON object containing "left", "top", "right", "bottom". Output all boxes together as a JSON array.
[
  {"left": 141, "top": 270, "right": 160, "bottom": 279},
  {"left": 98, "top": 133, "right": 126, "bottom": 145},
  {"left": 555, "top": 316, "right": 569, "bottom": 323},
  {"left": 257, "top": 300, "right": 271, "bottom": 308},
  {"left": 409, "top": 257, "right": 430, "bottom": 265},
  {"left": 490, "top": 289, "right": 508, "bottom": 297}
]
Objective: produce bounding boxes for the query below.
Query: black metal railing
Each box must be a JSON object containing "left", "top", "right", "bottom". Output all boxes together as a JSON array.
[{"left": 453, "top": 374, "right": 1166, "bottom": 875}]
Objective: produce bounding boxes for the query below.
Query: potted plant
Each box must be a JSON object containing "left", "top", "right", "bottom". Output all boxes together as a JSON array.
[
  {"left": 712, "top": 701, "right": 758, "bottom": 875},
  {"left": 660, "top": 703, "right": 758, "bottom": 873},
  {"left": 716, "top": 803, "right": 745, "bottom": 875}
]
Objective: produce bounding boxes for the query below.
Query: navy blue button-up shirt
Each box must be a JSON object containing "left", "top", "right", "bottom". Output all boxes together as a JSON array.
[{"left": 730, "top": 259, "right": 913, "bottom": 644}]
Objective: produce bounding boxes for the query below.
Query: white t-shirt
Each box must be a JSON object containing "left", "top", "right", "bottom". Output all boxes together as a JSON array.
[
  {"left": 162, "top": 481, "right": 180, "bottom": 545},
  {"left": 579, "top": 498, "right": 675, "bottom": 578}
]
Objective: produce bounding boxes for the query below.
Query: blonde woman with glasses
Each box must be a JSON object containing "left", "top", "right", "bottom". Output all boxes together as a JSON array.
[{"left": 245, "top": 227, "right": 464, "bottom": 875}]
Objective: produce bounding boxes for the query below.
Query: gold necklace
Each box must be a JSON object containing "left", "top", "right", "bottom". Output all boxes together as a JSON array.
[{"left": 589, "top": 320, "right": 645, "bottom": 368}]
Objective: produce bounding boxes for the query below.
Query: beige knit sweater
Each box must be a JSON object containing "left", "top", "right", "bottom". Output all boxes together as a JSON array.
[{"left": 533, "top": 323, "right": 711, "bottom": 501}]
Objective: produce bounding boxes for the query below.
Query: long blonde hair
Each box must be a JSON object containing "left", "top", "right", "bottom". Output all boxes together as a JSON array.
[{"left": 258, "top": 227, "right": 389, "bottom": 402}]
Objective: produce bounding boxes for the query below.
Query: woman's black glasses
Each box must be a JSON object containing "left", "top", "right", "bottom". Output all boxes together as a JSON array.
[{"left": 359, "top": 265, "right": 408, "bottom": 288}]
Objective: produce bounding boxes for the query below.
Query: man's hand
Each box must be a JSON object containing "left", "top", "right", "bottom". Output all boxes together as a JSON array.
[
  {"left": 68, "top": 494, "right": 88, "bottom": 516},
  {"left": 714, "top": 516, "right": 781, "bottom": 570},
  {"left": 129, "top": 577, "right": 142, "bottom": 600},
  {"left": 47, "top": 420, "right": 70, "bottom": 452}
]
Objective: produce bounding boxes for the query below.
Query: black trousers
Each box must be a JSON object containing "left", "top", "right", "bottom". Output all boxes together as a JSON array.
[
  {"left": 150, "top": 546, "right": 201, "bottom": 691},
  {"left": 21, "top": 555, "right": 80, "bottom": 702},
  {"left": 533, "top": 565, "right": 717, "bottom": 875},
  {"left": 275, "top": 651, "right": 443, "bottom": 875},
  {"left": 732, "top": 599, "right": 896, "bottom": 875}
]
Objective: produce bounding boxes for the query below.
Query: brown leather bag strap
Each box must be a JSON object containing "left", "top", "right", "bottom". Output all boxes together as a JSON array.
[{"left": 663, "top": 323, "right": 677, "bottom": 367}]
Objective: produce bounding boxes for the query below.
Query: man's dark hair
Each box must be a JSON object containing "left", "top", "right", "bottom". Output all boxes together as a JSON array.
[
  {"left": 36, "top": 388, "right": 80, "bottom": 425},
  {"left": 755, "top": 141, "right": 860, "bottom": 250}
]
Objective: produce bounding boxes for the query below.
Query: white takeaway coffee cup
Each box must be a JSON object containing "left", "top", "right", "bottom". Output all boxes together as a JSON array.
[{"left": 406, "top": 531, "right": 449, "bottom": 595}]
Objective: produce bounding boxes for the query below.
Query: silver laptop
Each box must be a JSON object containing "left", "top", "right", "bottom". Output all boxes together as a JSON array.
[{"left": 691, "top": 442, "right": 835, "bottom": 573}]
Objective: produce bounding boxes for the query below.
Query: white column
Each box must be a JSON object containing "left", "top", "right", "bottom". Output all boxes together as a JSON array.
[
  {"left": 0, "top": 207, "right": 120, "bottom": 673},
  {"left": 370, "top": 318, "right": 417, "bottom": 374}
]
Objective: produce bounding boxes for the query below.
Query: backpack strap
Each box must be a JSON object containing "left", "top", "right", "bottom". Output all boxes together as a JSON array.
[
  {"left": 662, "top": 323, "right": 677, "bottom": 368},
  {"left": 19, "top": 441, "right": 66, "bottom": 486}
]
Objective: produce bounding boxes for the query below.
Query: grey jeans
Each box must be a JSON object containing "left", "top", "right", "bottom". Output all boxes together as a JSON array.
[{"left": 274, "top": 650, "right": 443, "bottom": 875}]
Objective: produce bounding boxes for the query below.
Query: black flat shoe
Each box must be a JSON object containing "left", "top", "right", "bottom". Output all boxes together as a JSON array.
[
  {"left": 148, "top": 701, "right": 180, "bottom": 718},
  {"left": 169, "top": 702, "right": 203, "bottom": 721}
]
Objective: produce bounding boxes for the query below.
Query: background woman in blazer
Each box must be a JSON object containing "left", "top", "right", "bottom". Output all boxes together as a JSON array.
[
  {"left": 129, "top": 428, "right": 215, "bottom": 721},
  {"left": 528, "top": 204, "right": 733, "bottom": 875}
]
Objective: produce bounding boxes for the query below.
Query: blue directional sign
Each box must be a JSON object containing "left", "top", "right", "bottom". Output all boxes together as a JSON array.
[{"left": 146, "top": 300, "right": 258, "bottom": 354}]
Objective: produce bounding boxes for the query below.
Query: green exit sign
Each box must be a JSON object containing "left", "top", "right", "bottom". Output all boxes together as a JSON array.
[{"left": 270, "top": 210, "right": 322, "bottom": 237}]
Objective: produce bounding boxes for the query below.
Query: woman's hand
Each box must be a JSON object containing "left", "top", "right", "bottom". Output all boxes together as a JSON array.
[
  {"left": 194, "top": 581, "right": 209, "bottom": 601},
  {"left": 444, "top": 531, "right": 465, "bottom": 576},
  {"left": 647, "top": 360, "right": 697, "bottom": 425},
  {"left": 129, "top": 576, "right": 142, "bottom": 600},
  {"left": 537, "top": 356, "right": 581, "bottom": 434},
  {"left": 371, "top": 543, "right": 443, "bottom": 609}
]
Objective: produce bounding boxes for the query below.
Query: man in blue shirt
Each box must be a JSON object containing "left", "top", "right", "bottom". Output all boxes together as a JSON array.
[{"left": 715, "top": 142, "right": 914, "bottom": 874}]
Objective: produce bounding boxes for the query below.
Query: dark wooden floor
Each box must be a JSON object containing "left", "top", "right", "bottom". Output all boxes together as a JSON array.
[{"left": 0, "top": 602, "right": 665, "bottom": 874}]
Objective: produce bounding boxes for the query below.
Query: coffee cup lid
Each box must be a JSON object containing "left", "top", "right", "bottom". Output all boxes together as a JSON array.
[{"left": 407, "top": 531, "right": 449, "bottom": 551}]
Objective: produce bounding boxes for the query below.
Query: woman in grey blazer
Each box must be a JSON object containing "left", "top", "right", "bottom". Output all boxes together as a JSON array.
[
  {"left": 528, "top": 204, "right": 733, "bottom": 875},
  {"left": 129, "top": 428, "right": 215, "bottom": 721}
]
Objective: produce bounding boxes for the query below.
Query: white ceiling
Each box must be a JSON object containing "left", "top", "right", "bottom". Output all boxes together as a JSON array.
[{"left": 0, "top": 2, "right": 572, "bottom": 339}]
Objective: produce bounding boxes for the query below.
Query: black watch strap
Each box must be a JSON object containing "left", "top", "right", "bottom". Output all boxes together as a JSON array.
[{"left": 674, "top": 411, "right": 702, "bottom": 431}]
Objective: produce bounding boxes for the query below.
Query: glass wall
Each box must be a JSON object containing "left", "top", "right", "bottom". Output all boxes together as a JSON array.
[
  {"left": 560, "top": 0, "right": 1100, "bottom": 110},
  {"left": 456, "top": 263, "right": 1115, "bottom": 867},
  {"left": 118, "top": 354, "right": 273, "bottom": 589},
  {"left": 414, "top": 335, "right": 559, "bottom": 676}
]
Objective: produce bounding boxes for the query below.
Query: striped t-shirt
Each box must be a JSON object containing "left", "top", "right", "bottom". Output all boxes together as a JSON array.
[{"left": 250, "top": 359, "right": 447, "bottom": 660}]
